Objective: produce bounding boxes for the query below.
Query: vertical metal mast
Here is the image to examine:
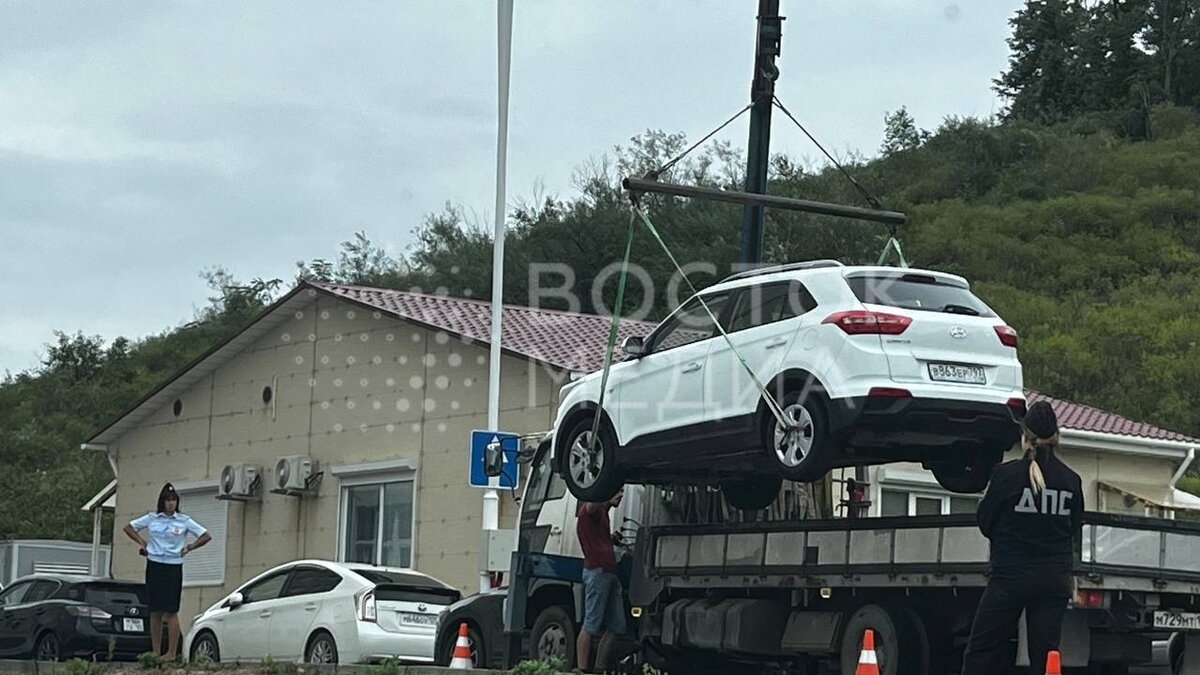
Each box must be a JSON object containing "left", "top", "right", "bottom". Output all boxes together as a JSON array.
[{"left": 739, "top": 0, "right": 783, "bottom": 266}]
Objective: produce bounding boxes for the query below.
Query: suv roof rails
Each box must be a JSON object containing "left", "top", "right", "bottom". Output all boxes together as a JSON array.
[{"left": 722, "top": 260, "right": 844, "bottom": 283}]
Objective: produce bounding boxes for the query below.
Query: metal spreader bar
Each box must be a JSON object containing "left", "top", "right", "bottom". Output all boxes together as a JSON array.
[{"left": 622, "top": 177, "right": 908, "bottom": 226}]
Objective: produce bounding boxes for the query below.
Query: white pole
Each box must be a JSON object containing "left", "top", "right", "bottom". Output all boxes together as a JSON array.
[
  {"left": 482, "top": 0, "right": 514, "bottom": 593},
  {"left": 91, "top": 508, "right": 103, "bottom": 576}
]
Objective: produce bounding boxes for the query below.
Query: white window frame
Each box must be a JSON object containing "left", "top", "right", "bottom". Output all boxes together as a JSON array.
[
  {"left": 333, "top": 459, "right": 418, "bottom": 568},
  {"left": 172, "top": 481, "right": 228, "bottom": 588},
  {"left": 880, "top": 487, "right": 980, "bottom": 517}
]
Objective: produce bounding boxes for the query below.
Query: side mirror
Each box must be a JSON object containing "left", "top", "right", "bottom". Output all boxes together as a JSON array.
[
  {"left": 226, "top": 592, "right": 244, "bottom": 609},
  {"left": 621, "top": 336, "right": 647, "bottom": 358}
]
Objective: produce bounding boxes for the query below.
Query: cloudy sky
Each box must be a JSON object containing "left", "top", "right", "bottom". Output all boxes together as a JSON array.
[{"left": 0, "top": 0, "right": 1022, "bottom": 375}]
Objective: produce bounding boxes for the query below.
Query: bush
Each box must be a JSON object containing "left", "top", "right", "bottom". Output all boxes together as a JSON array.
[
  {"left": 510, "top": 657, "right": 567, "bottom": 675},
  {"left": 364, "top": 659, "right": 401, "bottom": 675},
  {"left": 53, "top": 658, "right": 109, "bottom": 675}
]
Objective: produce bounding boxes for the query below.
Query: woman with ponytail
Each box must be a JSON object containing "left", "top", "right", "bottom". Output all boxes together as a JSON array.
[{"left": 963, "top": 401, "right": 1084, "bottom": 675}]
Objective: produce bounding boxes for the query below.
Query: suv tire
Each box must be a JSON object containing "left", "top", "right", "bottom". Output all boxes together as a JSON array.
[
  {"left": 932, "top": 447, "right": 1004, "bottom": 494},
  {"left": 561, "top": 416, "right": 622, "bottom": 503},
  {"left": 764, "top": 389, "right": 832, "bottom": 482},
  {"left": 722, "top": 475, "right": 782, "bottom": 511}
]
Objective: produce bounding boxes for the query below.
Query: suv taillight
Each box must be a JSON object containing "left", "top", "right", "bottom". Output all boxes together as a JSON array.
[
  {"left": 823, "top": 310, "right": 912, "bottom": 335},
  {"left": 65, "top": 606, "right": 112, "bottom": 620},
  {"left": 994, "top": 325, "right": 1019, "bottom": 348},
  {"left": 357, "top": 589, "right": 377, "bottom": 622}
]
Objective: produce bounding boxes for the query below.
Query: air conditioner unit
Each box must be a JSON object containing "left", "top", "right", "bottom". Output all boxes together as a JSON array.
[
  {"left": 218, "top": 463, "right": 261, "bottom": 501},
  {"left": 273, "top": 455, "right": 316, "bottom": 495}
]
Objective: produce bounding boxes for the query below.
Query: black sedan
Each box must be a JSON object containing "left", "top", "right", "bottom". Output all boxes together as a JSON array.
[{"left": 0, "top": 574, "right": 152, "bottom": 661}]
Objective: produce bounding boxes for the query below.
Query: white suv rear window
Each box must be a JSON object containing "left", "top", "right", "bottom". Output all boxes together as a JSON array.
[{"left": 846, "top": 274, "right": 995, "bottom": 317}]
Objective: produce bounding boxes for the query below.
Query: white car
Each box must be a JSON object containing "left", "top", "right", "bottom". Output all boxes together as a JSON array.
[
  {"left": 184, "top": 560, "right": 460, "bottom": 665},
  {"left": 554, "top": 261, "right": 1026, "bottom": 509}
]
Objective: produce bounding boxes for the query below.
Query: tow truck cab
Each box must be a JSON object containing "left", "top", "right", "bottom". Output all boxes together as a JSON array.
[{"left": 435, "top": 435, "right": 644, "bottom": 669}]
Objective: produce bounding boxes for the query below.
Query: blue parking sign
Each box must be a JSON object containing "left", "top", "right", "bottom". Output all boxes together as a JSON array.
[{"left": 470, "top": 430, "right": 521, "bottom": 489}]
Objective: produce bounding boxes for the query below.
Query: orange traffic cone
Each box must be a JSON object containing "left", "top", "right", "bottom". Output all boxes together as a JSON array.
[
  {"left": 1045, "top": 650, "right": 1062, "bottom": 675},
  {"left": 449, "top": 622, "right": 473, "bottom": 669},
  {"left": 855, "top": 628, "right": 880, "bottom": 675}
]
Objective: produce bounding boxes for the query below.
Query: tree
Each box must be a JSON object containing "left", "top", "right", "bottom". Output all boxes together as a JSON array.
[
  {"left": 295, "top": 231, "right": 407, "bottom": 287},
  {"left": 880, "top": 107, "right": 929, "bottom": 155},
  {"left": 1144, "top": 0, "right": 1200, "bottom": 105},
  {"left": 43, "top": 332, "right": 105, "bottom": 383},
  {"left": 995, "top": 0, "right": 1089, "bottom": 121}
]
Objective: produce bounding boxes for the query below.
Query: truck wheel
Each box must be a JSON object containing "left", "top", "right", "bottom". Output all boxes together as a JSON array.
[
  {"left": 764, "top": 390, "right": 832, "bottom": 483},
  {"left": 896, "top": 608, "right": 930, "bottom": 675},
  {"left": 722, "top": 475, "right": 782, "bottom": 511},
  {"left": 839, "top": 605, "right": 923, "bottom": 675},
  {"left": 530, "top": 605, "right": 576, "bottom": 668},
  {"left": 1171, "top": 633, "right": 1184, "bottom": 675},
  {"left": 561, "top": 417, "right": 622, "bottom": 503},
  {"left": 932, "top": 448, "right": 1002, "bottom": 494}
]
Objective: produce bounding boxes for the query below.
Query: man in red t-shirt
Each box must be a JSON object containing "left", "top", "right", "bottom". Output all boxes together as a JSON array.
[{"left": 575, "top": 489, "right": 625, "bottom": 672}]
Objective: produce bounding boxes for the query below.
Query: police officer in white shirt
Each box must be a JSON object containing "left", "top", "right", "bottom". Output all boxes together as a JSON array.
[{"left": 123, "top": 483, "right": 211, "bottom": 661}]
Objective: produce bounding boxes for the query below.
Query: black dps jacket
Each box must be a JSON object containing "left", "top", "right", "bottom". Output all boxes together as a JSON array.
[{"left": 977, "top": 453, "right": 1084, "bottom": 573}]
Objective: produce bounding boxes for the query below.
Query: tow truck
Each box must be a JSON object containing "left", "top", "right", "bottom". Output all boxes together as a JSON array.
[{"left": 436, "top": 434, "right": 1200, "bottom": 674}]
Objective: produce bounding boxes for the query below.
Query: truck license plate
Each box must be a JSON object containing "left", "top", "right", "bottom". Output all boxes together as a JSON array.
[
  {"left": 928, "top": 363, "right": 986, "bottom": 385},
  {"left": 123, "top": 618, "right": 144, "bottom": 632},
  {"left": 1154, "top": 611, "right": 1200, "bottom": 631}
]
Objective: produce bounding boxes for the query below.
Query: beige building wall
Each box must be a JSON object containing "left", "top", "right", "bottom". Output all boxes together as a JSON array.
[{"left": 111, "top": 294, "right": 566, "bottom": 627}]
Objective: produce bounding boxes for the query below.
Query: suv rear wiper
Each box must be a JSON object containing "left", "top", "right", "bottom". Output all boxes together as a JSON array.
[{"left": 941, "top": 304, "right": 981, "bottom": 316}]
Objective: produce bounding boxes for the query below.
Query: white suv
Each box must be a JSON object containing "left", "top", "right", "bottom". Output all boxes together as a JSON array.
[{"left": 553, "top": 260, "right": 1026, "bottom": 510}]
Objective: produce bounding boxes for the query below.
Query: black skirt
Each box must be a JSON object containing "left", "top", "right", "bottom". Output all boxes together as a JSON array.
[{"left": 145, "top": 560, "right": 183, "bottom": 613}]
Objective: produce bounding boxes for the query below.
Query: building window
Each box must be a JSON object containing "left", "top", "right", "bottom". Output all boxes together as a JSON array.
[
  {"left": 178, "top": 488, "right": 227, "bottom": 586},
  {"left": 881, "top": 490, "right": 909, "bottom": 517},
  {"left": 880, "top": 488, "right": 980, "bottom": 517},
  {"left": 342, "top": 480, "right": 414, "bottom": 568}
]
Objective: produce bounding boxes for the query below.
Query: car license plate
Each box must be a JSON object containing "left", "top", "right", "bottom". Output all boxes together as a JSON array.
[
  {"left": 399, "top": 612, "right": 437, "bottom": 627},
  {"left": 928, "top": 363, "right": 986, "bottom": 385},
  {"left": 123, "top": 618, "right": 144, "bottom": 632},
  {"left": 1154, "top": 610, "right": 1200, "bottom": 631}
]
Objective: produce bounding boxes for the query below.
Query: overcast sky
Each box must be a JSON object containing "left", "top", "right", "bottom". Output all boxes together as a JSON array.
[{"left": 0, "top": 0, "right": 1023, "bottom": 376}]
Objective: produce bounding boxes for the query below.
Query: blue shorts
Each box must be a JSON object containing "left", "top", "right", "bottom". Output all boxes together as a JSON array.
[{"left": 582, "top": 568, "right": 626, "bottom": 635}]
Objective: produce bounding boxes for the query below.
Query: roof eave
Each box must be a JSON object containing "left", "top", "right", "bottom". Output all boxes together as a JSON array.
[
  {"left": 82, "top": 282, "right": 317, "bottom": 447},
  {"left": 1060, "top": 427, "right": 1199, "bottom": 459},
  {"left": 81, "top": 480, "right": 118, "bottom": 512}
]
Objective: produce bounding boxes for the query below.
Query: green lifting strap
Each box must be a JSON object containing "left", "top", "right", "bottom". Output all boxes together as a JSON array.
[
  {"left": 877, "top": 236, "right": 910, "bottom": 268},
  {"left": 586, "top": 201, "right": 803, "bottom": 460},
  {"left": 587, "top": 211, "right": 637, "bottom": 452},
  {"left": 629, "top": 202, "right": 793, "bottom": 431}
]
